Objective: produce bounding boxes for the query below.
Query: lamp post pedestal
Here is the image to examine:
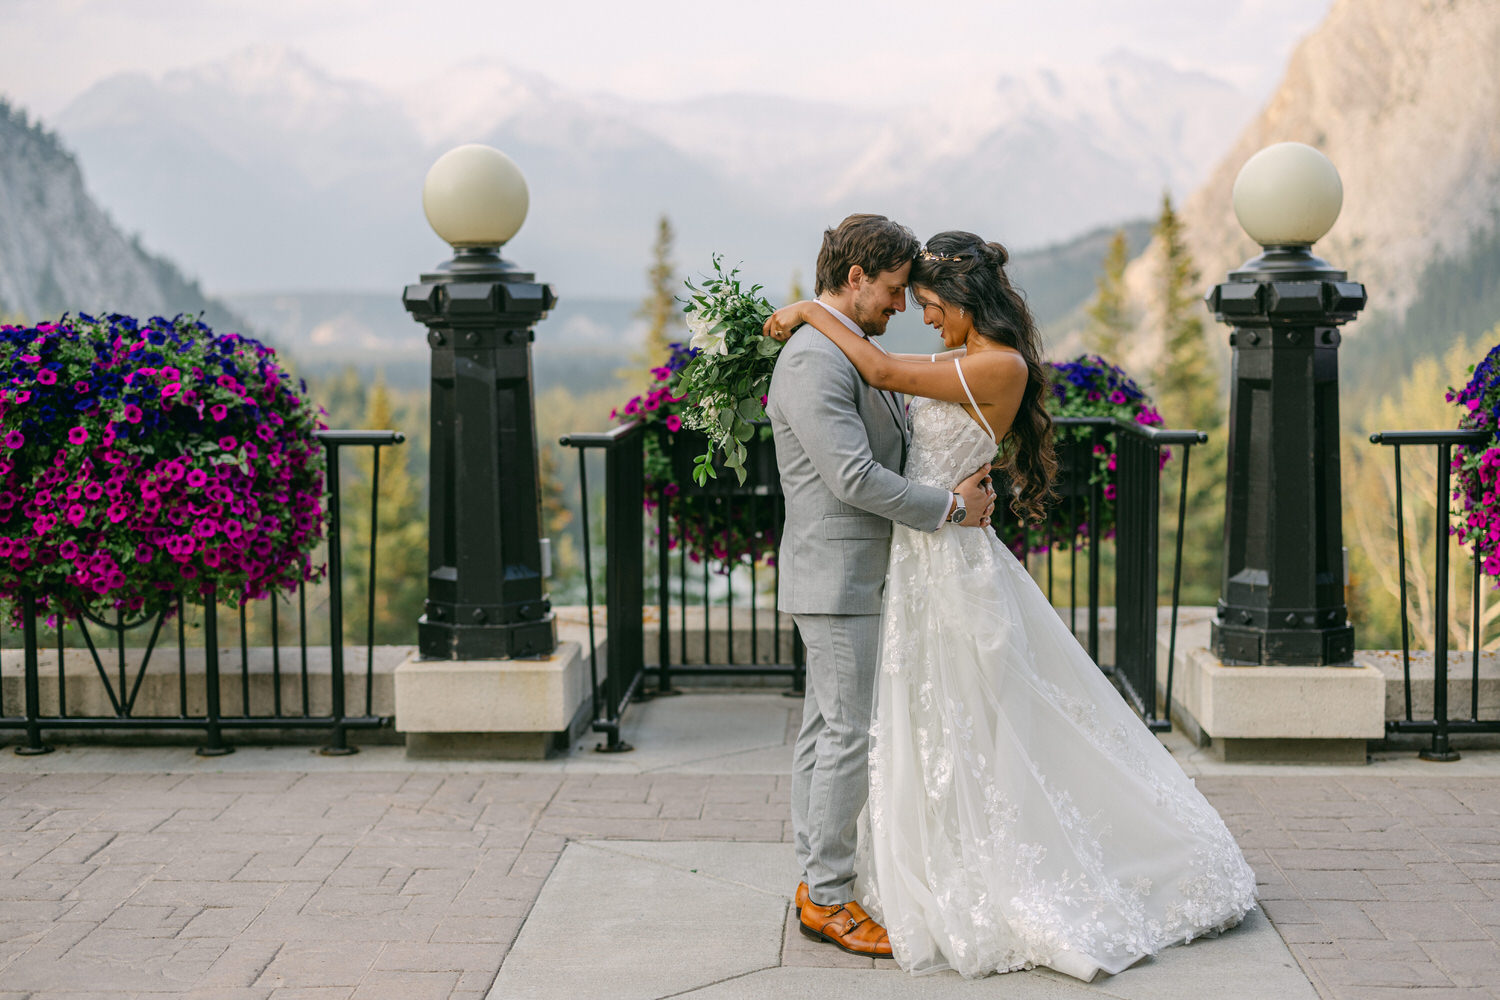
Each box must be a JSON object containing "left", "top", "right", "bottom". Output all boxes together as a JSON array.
[
  {"left": 1153, "top": 142, "right": 1389, "bottom": 762},
  {"left": 404, "top": 248, "right": 558, "bottom": 661},
  {"left": 1206, "top": 248, "right": 1366, "bottom": 665}
]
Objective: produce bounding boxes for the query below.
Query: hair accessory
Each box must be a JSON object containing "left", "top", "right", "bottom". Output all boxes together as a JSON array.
[{"left": 918, "top": 246, "right": 964, "bottom": 263}]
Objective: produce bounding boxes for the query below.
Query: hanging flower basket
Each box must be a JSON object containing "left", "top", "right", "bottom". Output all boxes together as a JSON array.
[
  {"left": 1449, "top": 341, "right": 1500, "bottom": 578},
  {"left": 998, "top": 354, "right": 1166, "bottom": 557},
  {"left": 0, "top": 313, "right": 328, "bottom": 621}
]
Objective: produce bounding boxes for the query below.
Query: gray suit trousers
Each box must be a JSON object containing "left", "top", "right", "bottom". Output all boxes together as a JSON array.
[{"left": 791, "top": 612, "right": 882, "bottom": 907}]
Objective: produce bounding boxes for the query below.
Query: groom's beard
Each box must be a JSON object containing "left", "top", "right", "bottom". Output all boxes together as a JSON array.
[{"left": 853, "top": 304, "right": 897, "bottom": 337}]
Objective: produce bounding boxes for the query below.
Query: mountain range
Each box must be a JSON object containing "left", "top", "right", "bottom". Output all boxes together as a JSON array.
[{"left": 50, "top": 45, "right": 1254, "bottom": 299}]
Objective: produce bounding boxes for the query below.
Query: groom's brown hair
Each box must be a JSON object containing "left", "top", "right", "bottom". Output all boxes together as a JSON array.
[{"left": 814, "top": 214, "right": 920, "bottom": 295}]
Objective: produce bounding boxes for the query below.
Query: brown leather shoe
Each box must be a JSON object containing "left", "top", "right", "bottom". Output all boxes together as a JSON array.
[
  {"left": 799, "top": 898, "right": 894, "bottom": 958},
  {"left": 794, "top": 881, "right": 809, "bottom": 916}
]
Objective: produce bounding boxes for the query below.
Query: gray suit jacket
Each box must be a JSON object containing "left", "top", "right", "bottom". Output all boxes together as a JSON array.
[{"left": 766, "top": 328, "right": 952, "bottom": 615}]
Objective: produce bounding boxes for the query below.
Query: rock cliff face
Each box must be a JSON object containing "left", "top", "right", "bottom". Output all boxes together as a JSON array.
[
  {"left": 0, "top": 100, "right": 239, "bottom": 327},
  {"left": 1122, "top": 0, "right": 1500, "bottom": 371}
]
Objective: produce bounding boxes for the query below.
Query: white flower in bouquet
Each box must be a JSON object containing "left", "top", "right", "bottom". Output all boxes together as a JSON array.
[
  {"left": 686, "top": 310, "right": 729, "bottom": 356},
  {"left": 676, "top": 256, "right": 779, "bottom": 485}
]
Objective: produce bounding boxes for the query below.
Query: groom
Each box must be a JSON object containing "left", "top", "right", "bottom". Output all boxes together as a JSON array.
[{"left": 766, "top": 214, "right": 995, "bottom": 957}]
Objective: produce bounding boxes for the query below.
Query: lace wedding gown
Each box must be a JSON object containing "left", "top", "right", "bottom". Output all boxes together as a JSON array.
[{"left": 857, "top": 377, "right": 1257, "bottom": 982}]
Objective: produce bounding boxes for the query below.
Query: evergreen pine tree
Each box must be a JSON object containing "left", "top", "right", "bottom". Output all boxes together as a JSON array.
[
  {"left": 638, "top": 215, "right": 683, "bottom": 367},
  {"left": 342, "top": 376, "right": 426, "bottom": 645},
  {"left": 1085, "top": 229, "right": 1132, "bottom": 361},
  {"left": 1153, "top": 192, "right": 1227, "bottom": 606},
  {"left": 788, "top": 269, "right": 806, "bottom": 303},
  {"left": 1154, "top": 193, "right": 1220, "bottom": 433}
]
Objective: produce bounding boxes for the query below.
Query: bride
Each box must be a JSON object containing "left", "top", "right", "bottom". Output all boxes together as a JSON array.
[{"left": 764, "top": 231, "right": 1257, "bottom": 982}]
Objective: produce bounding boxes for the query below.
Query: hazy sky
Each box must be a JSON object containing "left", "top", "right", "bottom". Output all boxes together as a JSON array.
[{"left": 1, "top": 0, "right": 1334, "bottom": 115}]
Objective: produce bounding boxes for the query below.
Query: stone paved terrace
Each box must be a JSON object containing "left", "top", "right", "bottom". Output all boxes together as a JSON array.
[{"left": 1, "top": 693, "right": 1498, "bottom": 999}]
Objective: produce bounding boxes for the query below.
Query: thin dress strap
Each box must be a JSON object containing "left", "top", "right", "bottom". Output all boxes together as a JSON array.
[{"left": 953, "top": 357, "right": 996, "bottom": 441}]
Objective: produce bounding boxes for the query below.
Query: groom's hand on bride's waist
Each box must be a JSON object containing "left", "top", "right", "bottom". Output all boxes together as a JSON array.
[{"left": 951, "top": 464, "right": 996, "bottom": 528}]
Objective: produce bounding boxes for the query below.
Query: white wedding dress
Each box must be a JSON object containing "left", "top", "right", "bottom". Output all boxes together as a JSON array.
[{"left": 856, "top": 374, "right": 1257, "bottom": 982}]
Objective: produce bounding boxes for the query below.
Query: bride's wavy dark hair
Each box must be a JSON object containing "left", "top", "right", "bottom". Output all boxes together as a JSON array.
[{"left": 910, "top": 230, "right": 1057, "bottom": 526}]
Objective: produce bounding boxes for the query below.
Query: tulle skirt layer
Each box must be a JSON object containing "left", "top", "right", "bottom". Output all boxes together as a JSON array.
[{"left": 859, "top": 524, "right": 1257, "bottom": 981}]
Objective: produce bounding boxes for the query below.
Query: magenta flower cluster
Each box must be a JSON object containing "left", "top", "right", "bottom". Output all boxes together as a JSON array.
[
  {"left": 999, "top": 355, "right": 1169, "bottom": 557},
  {"left": 1448, "top": 342, "right": 1500, "bottom": 578},
  {"left": 0, "top": 313, "right": 327, "bottom": 620}
]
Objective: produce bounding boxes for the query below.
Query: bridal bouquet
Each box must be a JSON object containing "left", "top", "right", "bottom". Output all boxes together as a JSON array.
[{"left": 675, "top": 256, "right": 779, "bottom": 485}]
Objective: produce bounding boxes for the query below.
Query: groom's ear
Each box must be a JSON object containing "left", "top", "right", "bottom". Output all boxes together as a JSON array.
[{"left": 846, "top": 265, "right": 866, "bottom": 289}]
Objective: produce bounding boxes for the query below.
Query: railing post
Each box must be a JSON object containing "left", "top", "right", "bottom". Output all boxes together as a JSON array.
[
  {"left": 1423, "top": 442, "right": 1459, "bottom": 761},
  {"left": 196, "top": 590, "right": 231, "bottom": 756},
  {"left": 15, "top": 594, "right": 52, "bottom": 755},
  {"left": 1164, "top": 440, "right": 1194, "bottom": 726},
  {"left": 1087, "top": 425, "right": 1102, "bottom": 664},
  {"left": 657, "top": 429, "right": 676, "bottom": 696},
  {"left": 597, "top": 424, "right": 646, "bottom": 751},
  {"left": 322, "top": 438, "right": 355, "bottom": 756},
  {"left": 562, "top": 423, "right": 648, "bottom": 753}
]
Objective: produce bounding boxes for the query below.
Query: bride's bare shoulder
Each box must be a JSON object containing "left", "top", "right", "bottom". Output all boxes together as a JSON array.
[{"left": 965, "top": 348, "right": 1029, "bottom": 382}]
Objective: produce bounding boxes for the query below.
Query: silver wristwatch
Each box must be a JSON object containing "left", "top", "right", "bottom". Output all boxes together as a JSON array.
[{"left": 948, "top": 492, "right": 968, "bottom": 525}]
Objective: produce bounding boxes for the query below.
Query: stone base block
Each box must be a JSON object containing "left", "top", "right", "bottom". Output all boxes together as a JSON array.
[
  {"left": 1358, "top": 648, "right": 1500, "bottom": 720},
  {"left": 1157, "top": 614, "right": 1385, "bottom": 763},
  {"left": 1210, "top": 737, "right": 1370, "bottom": 764},
  {"left": 404, "top": 731, "right": 558, "bottom": 760},
  {"left": 0, "top": 644, "right": 406, "bottom": 721},
  {"left": 393, "top": 641, "right": 591, "bottom": 759}
]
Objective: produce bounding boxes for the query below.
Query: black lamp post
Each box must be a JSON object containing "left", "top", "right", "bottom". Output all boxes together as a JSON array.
[
  {"left": 1206, "top": 142, "right": 1366, "bottom": 666},
  {"left": 403, "top": 144, "right": 557, "bottom": 660}
]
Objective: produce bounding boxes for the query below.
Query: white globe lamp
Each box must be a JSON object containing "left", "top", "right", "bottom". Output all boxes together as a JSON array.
[
  {"left": 1232, "top": 142, "right": 1342, "bottom": 248},
  {"left": 422, "top": 144, "right": 529, "bottom": 251}
]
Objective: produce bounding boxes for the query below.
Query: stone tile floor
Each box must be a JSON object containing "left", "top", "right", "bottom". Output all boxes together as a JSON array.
[{"left": 1, "top": 693, "right": 1498, "bottom": 999}]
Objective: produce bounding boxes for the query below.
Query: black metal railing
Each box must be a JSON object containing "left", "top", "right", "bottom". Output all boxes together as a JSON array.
[
  {"left": 1008, "top": 417, "right": 1207, "bottom": 731},
  {"left": 653, "top": 425, "right": 804, "bottom": 694},
  {"left": 560, "top": 422, "right": 648, "bottom": 752},
  {"left": 0, "top": 429, "right": 405, "bottom": 756},
  {"left": 1370, "top": 428, "right": 1499, "bottom": 760},
  {"left": 564, "top": 413, "right": 1206, "bottom": 745}
]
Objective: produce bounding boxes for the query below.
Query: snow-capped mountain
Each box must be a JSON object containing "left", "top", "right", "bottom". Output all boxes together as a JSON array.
[{"left": 52, "top": 45, "right": 1255, "bottom": 298}]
